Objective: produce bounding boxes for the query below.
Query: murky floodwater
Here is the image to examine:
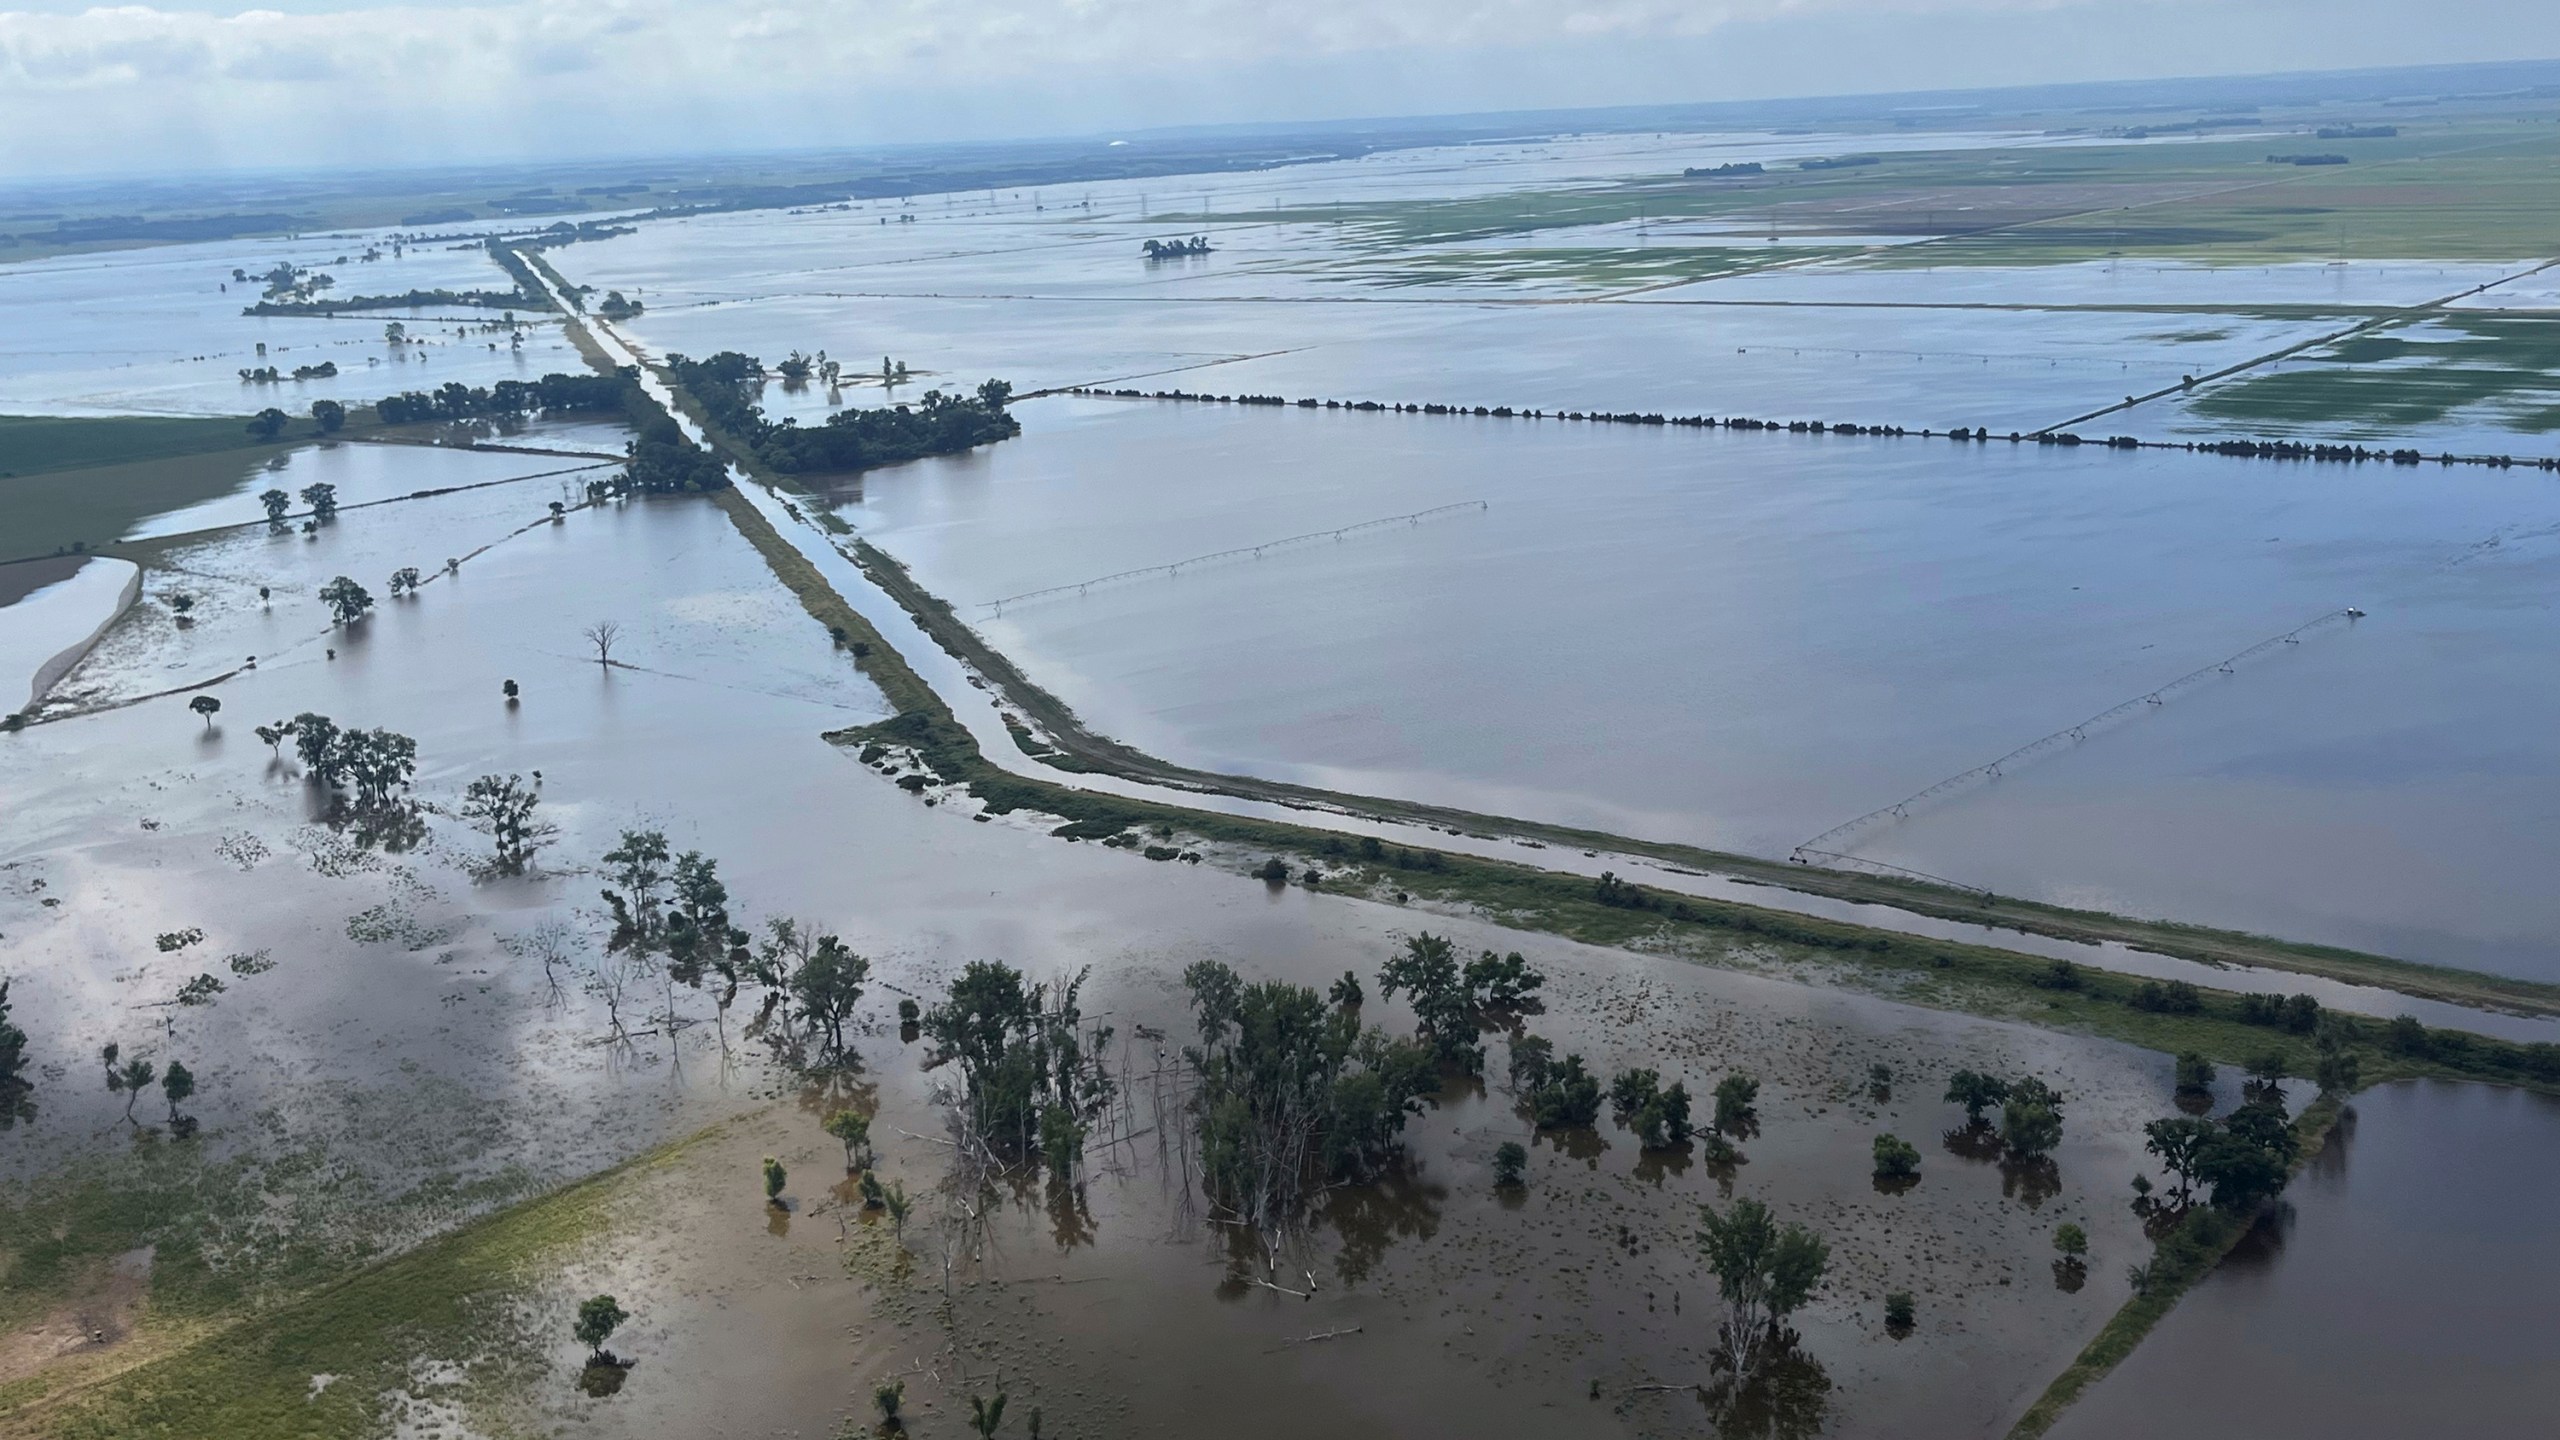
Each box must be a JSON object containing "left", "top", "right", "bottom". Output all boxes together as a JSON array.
[
  {"left": 0, "top": 555, "right": 135, "bottom": 708},
  {"left": 2049, "top": 1079, "right": 2560, "bottom": 1440},
  {"left": 831, "top": 395, "right": 2560, "bottom": 977}
]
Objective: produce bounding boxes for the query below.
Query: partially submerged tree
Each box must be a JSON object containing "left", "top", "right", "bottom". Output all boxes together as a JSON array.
[
  {"left": 1179, "top": 960, "right": 1433, "bottom": 1270},
  {"left": 1944, "top": 1070, "right": 2010, "bottom": 1124},
  {"left": 0, "top": 977, "right": 28, "bottom": 1096},
  {"left": 762, "top": 1155, "right": 787, "bottom": 1207},
  {"left": 318, "top": 575, "right": 372, "bottom": 624},
  {"left": 1493, "top": 1140, "right": 1527, "bottom": 1188},
  {"left": 161, "top": 1060, "right": 195, "bottom": 1126},
  {"left": 189, "top": 695, "right": 221, "bottom": 730},
  {"left": 825, "top": 1109, "right": 873, "bottom": 1170},
  {"left": 583, "top": 620, "right": 622, "bottom": 667},
  {"left": 1608, "top": 1067, "right": 1695, "bottom": 1149},
  {"left": 1871, "top": 1133, "right": 1921, "bottom": 1181},
  {"left": 923, "top": 961, "right": 1115, "bottom": 1171},
  {"left": 299, "top": 482, "right": 339, "bottom": 523},
  {"left": 1697, "top": 1197, "right": 1830, "bottom": 1378},
  {"left": 573, "top": 1294, "right": 628, "bottom": 1362},
  {"left": 460, "top": 773, "right": 557, "bottom": 875},
  {"left": 1712, "top": 1072, "right": 1761, "bottom": 1137},
  {"left": 2000, "top": 1078, "right": 2064, "bottom": 1161},
  {"left": 259, "top": 487, "right": 293, "bottom": 530}
]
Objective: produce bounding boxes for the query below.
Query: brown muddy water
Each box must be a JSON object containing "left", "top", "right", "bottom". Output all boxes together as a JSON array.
[
  {"left": 2049, "top": 1079, "right": 2560, "bottom": 1440},
  {"left": 4, "top": 445, "right": 2188, "bottom": 1438}
]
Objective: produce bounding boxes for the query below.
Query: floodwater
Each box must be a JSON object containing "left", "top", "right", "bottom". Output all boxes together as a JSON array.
[
  {"left": 2048, "top": 1080, "right": 2560, "bottom": 1440},
  {"left": 2, "top": 437, "right": 2185, "bottom": 1438},
  {"left": 0, "top": 556, "right": 136, "bottom": 708},
  {"left": 838, "top": 395, "right": 2560, "bottom": 978}
]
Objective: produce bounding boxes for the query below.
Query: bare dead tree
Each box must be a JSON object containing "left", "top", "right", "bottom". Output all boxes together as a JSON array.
[{"left": 582, "top": 620, "right": 622, "bottom": 668}]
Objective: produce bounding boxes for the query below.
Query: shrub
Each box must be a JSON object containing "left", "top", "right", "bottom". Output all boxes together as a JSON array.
[
  {"left": 1493, "top": 1141, "right": 1527, "bottom": 1187},
  {"left": 1872, "top": 1133, "right": 1921, "bottom": 1180}
]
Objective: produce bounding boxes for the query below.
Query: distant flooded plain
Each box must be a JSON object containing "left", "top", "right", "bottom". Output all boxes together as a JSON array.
[{"left": 839, "top": 397, "right": 2560, "bottom": 978}]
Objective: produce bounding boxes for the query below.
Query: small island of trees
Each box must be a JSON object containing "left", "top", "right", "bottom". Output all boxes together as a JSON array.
[
  {"left": 662, "top": 351, "right": 1019, "bottom": 476},
  {"left": 1142, "top": 236, "right": 1213, "bottom": 259}
]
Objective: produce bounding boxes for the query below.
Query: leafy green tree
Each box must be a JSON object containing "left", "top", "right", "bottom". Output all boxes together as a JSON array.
[
  {"left": 789, "top": 935, "right": 869, "bottom": 1061},
  {"left": 259, "top": 488, "right": 292, "bottom": 529},
  {"left": 113, "top": 1055, "right": 156, "bottom": 1123},
  {"left": 318, "top": 574, "right": 371, "bottom": 624},
  {"left": 1528, "top": 1053, "right": 1604, "bottom": 1129},
  {"left": 161, "top": 1060, "right": 194, "bottom": 1124},
  {"left": 1697, "top": 1198, "right": 1829, "bottom": 1376},
  {"left": 0, "top": 977, "right": 29, "bottom": 1093},
  {"left": 254, "top": 719, "right": 294, "bottom": 754},
  {"left": 1609, "top": 1067, "right": 1694, "bottom": 1148},
  {"left": 189, "top": 695, "right": 221, "bottom": 730},
  {"left": 2315, "top": 1046, "right": 2362, "bottom": 1096},
  {"left": 1884, "top": 1291, "right": 1915, "bottom": 1332},
  {"left": 290, "top": 712, "right": 342, "bottom": 783},
  {"left": 1462, "top": 949, "right": 1543, "bottom": 1010},
  {"left": 762, "top": 1155, "right": 787, "bottom": 1206},
  {"left": 1871, "top": 1133, "right": 1921, "bottom": 1180},
  {"left": 2053, "top": 1222, "right": 2088, "bottom": 1259},
  {"left": 924, "top": 961, "right": 1114, "bottom": 1167},
  {"left": 1944, "top": 1069, "right": 2009, "bottom": 1123},
  {"left": 460, "top": 774, "right": 556, "bottom": 875},
  {"left": 1493, "top": 1140, "right": 1527, "bottom": 1188},
  {"left": 1712, "top": 1072, "right": 1761, "bottom": 1137},
  {"left": 2246, "top": 1053, "right": 2288, "bottom": 1091},
  {"left": 247, "top": 407, "right": 289, "bottom": 440},
  {"left": 311, "top": 399, "right": 346, "bottom": 433},
  {"left": 875, "top": 1380, "right": 906, "bottom": 1425},
  {"left": 299, "top": 482, "right": 338, "bottom": 522},
  {"left": 1378, "top": 932, "right": 1483, "bottom": 1073},
  {"left": 573, "top": 1294, "right": 628, "bottom": 1360},
  {"left": 1327, "top": 970, "right": 1363, "bottom": 1008},
  {"left": 2173, "top": 1052, "right": 2216, "bottom": 1095},
  {"left": 825, "top": 1109, "right": 872, "bottom": 1171},
  {"left": 1180, "top": 961, "right": 1433, "bottom": 1246},
  {"left": 2204, "top": 1101, "right": 2300, "bottom": 1212},
  {"left": 2001, "top": 1078, "right": 2065, "bottom": 1160}
]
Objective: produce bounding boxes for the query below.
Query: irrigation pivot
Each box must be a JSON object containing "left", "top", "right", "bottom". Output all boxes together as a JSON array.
[
  {"left": 979, "top": 501, "right": 1489, "bottom": 615},
  {"left": 1791, "top": 607, "right": 2366, "bottom": 865}
]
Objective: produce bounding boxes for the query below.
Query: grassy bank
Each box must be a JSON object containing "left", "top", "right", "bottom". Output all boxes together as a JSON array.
[
  {"left": 1, "top": 1125, "right": 716, "bottom": 1439},
  {"left": 2003, "top": 1092, "right": 2347, "bottom": 1438}
]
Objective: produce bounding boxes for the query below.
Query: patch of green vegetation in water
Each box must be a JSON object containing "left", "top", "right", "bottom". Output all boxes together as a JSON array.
[{"left": 2192, "top": 315, "right": 2560, "bottom": 433}]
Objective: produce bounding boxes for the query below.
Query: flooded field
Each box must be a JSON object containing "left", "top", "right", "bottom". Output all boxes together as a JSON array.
[
  {"left": 7, "top": 107, "right": 2560, "bottom": 1440},
  {"left": 3, "top": 441, "right": 2179, "bottom": 1437},
  {"left": 2048, "top": 1080, "right": 2560, "bottom": 1440},
  {"left": 836, "top": 396, "right": 2560, "bottom": 978}
]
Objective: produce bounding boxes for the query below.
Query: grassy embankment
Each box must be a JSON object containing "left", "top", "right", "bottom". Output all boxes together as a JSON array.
[
  {"left": 2002, "top": 1091, "right": 2346, "bottom": 1437},
  {"left": 0, "top": 1125, "right": 716, "bottom": 1439}
]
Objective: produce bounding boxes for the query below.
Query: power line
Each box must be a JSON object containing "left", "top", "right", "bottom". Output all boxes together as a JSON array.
[{"left": 1792, "top": 606, "right": 2366, "bottom": 864}]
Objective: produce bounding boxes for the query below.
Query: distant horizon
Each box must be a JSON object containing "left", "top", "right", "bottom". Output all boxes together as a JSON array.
[
  {"left": 3, "top": 0, "right": 2559, "bottom": 179},
  {"left": 4, "top": 50, "right": 2556, "bottom": 196}
]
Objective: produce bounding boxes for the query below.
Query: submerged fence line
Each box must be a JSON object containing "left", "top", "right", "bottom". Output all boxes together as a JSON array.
[
  {"left": 1791, "top": 607, "right": 2365, "bottom": 865},
  {"left": 980, "top": 501, "right": 1488, "bottom": 615},
  {"left": 1062, "top": 386, "right": 2560, "bottom": 474}
]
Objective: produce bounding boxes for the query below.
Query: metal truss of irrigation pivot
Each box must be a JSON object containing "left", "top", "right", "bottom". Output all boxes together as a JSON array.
[
  {"left": 1791, "top": 606, "right": 2365, "bottom": 866},
  {"left": 979, "top": 501, "right": 1488, "bottom": 615}
]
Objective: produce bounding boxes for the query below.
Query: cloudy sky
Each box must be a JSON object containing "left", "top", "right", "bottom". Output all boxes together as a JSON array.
[{"left": 2, "top": 0, "right": 2554, "bottom": 177}]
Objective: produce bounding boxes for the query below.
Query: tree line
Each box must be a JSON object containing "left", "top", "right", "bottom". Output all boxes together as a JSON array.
[{"left": 663, "top": 351, "right": 1019, "bottom": 476}]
